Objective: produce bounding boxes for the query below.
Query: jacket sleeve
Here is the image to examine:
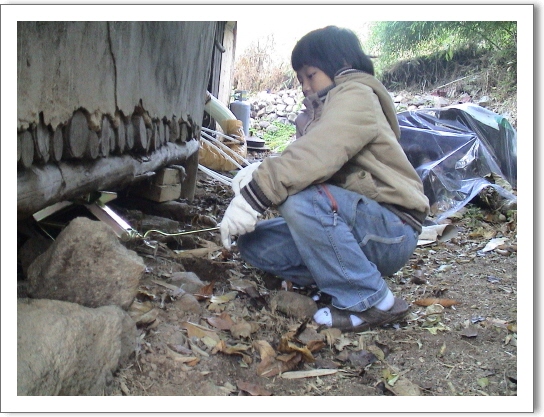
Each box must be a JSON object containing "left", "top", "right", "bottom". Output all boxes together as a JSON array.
[{"left": 242, "top": 83, "right": 384, "bottom": 211}]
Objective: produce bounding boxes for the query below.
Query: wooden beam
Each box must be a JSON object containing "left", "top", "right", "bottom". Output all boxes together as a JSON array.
[{"left": 17, "top": 140, "right": 200, "bottom": 219}]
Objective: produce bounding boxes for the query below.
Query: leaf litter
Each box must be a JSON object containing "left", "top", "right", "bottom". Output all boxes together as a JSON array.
[{"left": 111, "top": 171, "right": 517, "bottom": 397}]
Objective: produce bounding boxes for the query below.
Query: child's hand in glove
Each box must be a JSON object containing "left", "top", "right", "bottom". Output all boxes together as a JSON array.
[
  {"left": 220, "top": 194, "right": 260, "bottom": 249},
  {"left": 232, "top": 162, "right": 261, "bottom": 195}
]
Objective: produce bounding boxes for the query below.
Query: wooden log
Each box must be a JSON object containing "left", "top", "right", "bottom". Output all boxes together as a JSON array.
[
  {"left": 64, "top": 111, "right": 89, "bottom": 159},
  {"left": 146, "top": 128, "right": 153, "bottom": 152},
  {"left": 17, "top": 131, "right": 22, "bottom": 162},
  {"left": 125, "top": 120, "right": 135, "bottom": 151},
  {"left": 50, "top": 125, "right": 64, "bottom": 162},
  {"left": 132, "top": 115, "right": 148, "bottom": 152},
  {"left": 17, "top": 140, "right": 200, "bottom": 219},
  {"left": 85, "top": 130, "right": 100, "bottom": 159},
  {"left": 158, "top": 120, "right": 166, "bottom": 146},
  {"left": 149, "top": 122, "right": 159, "bottom": 152},
  {"left": 107, "top": 118, "right": 116, "bottom": 153},
  {"left": 100, "top": 117, "right": 112, "bottom": 158},
  {"left": 164, "top": 120, "right": 171, "bottom": 143},
  {"left": 19, "top": 130, "right": 34, "bottom": 169},
  {"left": 180, "top": 121, "right": 189, "bottom": 143},
  {"left": 170, "top": 116, "right": 180, "bottom": 143},
  {"left": 179, "top": 145, "right": 199, "bottom": 201},
  {"left": 34, "top": 121, "right": 51, "bottom": 164},
  {"left": 114, "top": 118, "right": 126, "bottom": 154}
]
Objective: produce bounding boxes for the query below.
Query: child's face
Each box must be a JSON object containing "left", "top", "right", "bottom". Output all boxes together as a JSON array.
[{"left": 296, "top": 65, "right": 333, "bottom": 97}]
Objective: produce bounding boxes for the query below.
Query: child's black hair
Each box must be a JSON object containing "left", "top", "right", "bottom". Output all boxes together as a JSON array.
[{"left": 291, "top": 26, "right": 374, "bottom": 78}]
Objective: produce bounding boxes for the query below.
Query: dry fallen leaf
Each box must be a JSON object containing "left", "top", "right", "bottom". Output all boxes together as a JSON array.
[
  {"left": 320, "top": 328, "right": 342, "bottom": 346},
  {"left": 237, "top": 380, "right": 272, "bottom": 396},
  {"left": 128, "top": 301, "right": 160, "bottom": 325},
  {"left": 212, "top": 340, "right": 252, "bottom": 364},
  {"left": 367, "top": 344, "right": 386, "bottom": 361},
  {"left": 229, "top": 278, "right": 258, "bottom": 293},
  {"left": 481, "top": 237, "right": 509, "bottom": 252},
  {"left": 278, "top": 337, "right": 315, "bottom": 363},
  {"left": 414, "top": 298, "right": 460, "bottom": 307},
  {"left": 210, "top": 291, "right": 238, "bottom": 304},
  {"left": 230, "top": 319, "right": 253, "bottom": 339},
  {"left": 348, "top": 349, "right": 378, "bottom": 368},
  {"left": 306, "top": 340, "right": 326, "bottom": 353},
  {"left": 207, "top": 312, "right": 236, "bottom": 330},
  {"left": 252, "top": 340, "right": 302, "bottom": 378},
  {"left": 280, "top": 369, "right": 338, "bottom": 379},
  {"left": 383, "top": 375, "right": 422, "bottom": 396},
  {"left": 258, "top": 352, "right": 302, "bottom": 378},
  {"left": 165, "top": 345, "right": 200, "bottom": 364},
  {"left": 194, "top": 280, "right": 215, "bottom": 301},
  {"left": 181, "top": 321, "right": 220, "bottom": 342}
]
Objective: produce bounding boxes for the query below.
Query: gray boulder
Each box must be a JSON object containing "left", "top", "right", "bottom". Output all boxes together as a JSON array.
[
  {"left": 27, "top": 217, "right": 144, "bottom": 309},
  {"left": 17, "top": 298, "right": 137, "bottom": 395}
]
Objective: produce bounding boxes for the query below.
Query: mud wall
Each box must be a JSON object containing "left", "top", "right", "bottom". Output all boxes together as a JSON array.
[{"left": 17, "top": 21, "right": 215, "bottom": 131}]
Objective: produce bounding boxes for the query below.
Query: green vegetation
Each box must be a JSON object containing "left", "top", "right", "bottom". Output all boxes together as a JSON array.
[
  {"left": 252, "top": 122, "right": 296, "bottom": 153},
  {"left": 366, "top": 21, "right": 517, "bottom": 74},
  {"left": 233, "top": 21, "right": 517, "bottom": 101}
]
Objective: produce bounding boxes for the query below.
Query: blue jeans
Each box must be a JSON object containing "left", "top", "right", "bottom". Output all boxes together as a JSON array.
[{"left": 237, "top": 184, "right": 419, "bottom": 312}]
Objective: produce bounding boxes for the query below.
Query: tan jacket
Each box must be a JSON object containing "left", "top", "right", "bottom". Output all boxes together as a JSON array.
[{"left": 245, "top": 71, "right": 429, "bottom": 218}]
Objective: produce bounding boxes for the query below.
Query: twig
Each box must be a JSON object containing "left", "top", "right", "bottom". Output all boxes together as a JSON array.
[{"left": 434, "top": 75, "right": 470, "bottom": 91}]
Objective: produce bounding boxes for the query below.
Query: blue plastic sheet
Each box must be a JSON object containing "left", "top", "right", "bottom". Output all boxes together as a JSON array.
[{"left": 397, "top": 103, "right": 517, "bottom": 220}]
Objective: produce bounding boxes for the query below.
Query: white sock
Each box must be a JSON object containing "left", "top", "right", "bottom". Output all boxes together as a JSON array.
[
  {"left": 375, "top": 289, "right": 394, "bottom": 311},
  {"left": 313, "top": 289, "right": 395, "bottom": 327},
  {"left": 313, "top": 308, "right": 333, "bottom": 327}
]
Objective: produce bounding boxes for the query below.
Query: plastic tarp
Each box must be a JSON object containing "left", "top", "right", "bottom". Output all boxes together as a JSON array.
[{"left": 397, "top": 103, "right": 517, "bottom": 221}]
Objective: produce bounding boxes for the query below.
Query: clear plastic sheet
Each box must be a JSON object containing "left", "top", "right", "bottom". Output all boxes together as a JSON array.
[{"left": 397, "top": 103, "right": 517, "bottom": 221}]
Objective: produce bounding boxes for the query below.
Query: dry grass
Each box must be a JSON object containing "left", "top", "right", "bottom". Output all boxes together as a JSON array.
[{"left": 234, "top": 35, "right": 296, "bottom": 93}]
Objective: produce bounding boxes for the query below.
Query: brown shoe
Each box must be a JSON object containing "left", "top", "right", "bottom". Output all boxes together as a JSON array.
[{"left": 326, "top": 297, "right": 410, "bottom": 333}]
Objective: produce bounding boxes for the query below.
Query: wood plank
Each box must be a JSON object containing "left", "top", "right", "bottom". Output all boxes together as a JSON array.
[
  {"left": 137, "top": 182, "right": 181, "bottom": 202},
  {"left": 154, "top": 167, "right": 181, "bottom": 185}
]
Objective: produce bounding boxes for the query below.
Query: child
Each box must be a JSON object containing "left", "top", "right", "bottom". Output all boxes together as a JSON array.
[{"left": 220, "top": 26, "right": 430, "bottom": 332}]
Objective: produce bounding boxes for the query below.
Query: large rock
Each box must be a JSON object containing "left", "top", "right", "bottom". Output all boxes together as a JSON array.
[
  {"left": 17, "top": 298, "right": 137, "bottom": 395},
  {"left": 27, "top": 217, "right": 144, "bottom": 309}
]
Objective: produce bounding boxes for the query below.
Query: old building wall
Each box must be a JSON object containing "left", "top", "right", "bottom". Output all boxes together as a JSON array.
[{"left": 17, "top": 21, "right": 216, "bottom": 131}]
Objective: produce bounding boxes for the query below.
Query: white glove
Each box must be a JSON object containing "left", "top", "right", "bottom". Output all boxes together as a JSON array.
[
  {"left": 232, "top": 162, "right": 262, "bottom": 195},
  {"left": 220, "top": 194, "right": 260, "bottom": 249}
]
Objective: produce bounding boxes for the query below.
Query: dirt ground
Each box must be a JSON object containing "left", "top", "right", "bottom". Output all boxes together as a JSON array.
[{"left": 106, "top": 168, "right": 519, "bottom": 402}]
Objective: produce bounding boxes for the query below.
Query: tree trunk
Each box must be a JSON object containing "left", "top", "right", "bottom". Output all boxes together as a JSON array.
[{"left": 17, "top": 140, "right": 200, "bottom": 219}]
